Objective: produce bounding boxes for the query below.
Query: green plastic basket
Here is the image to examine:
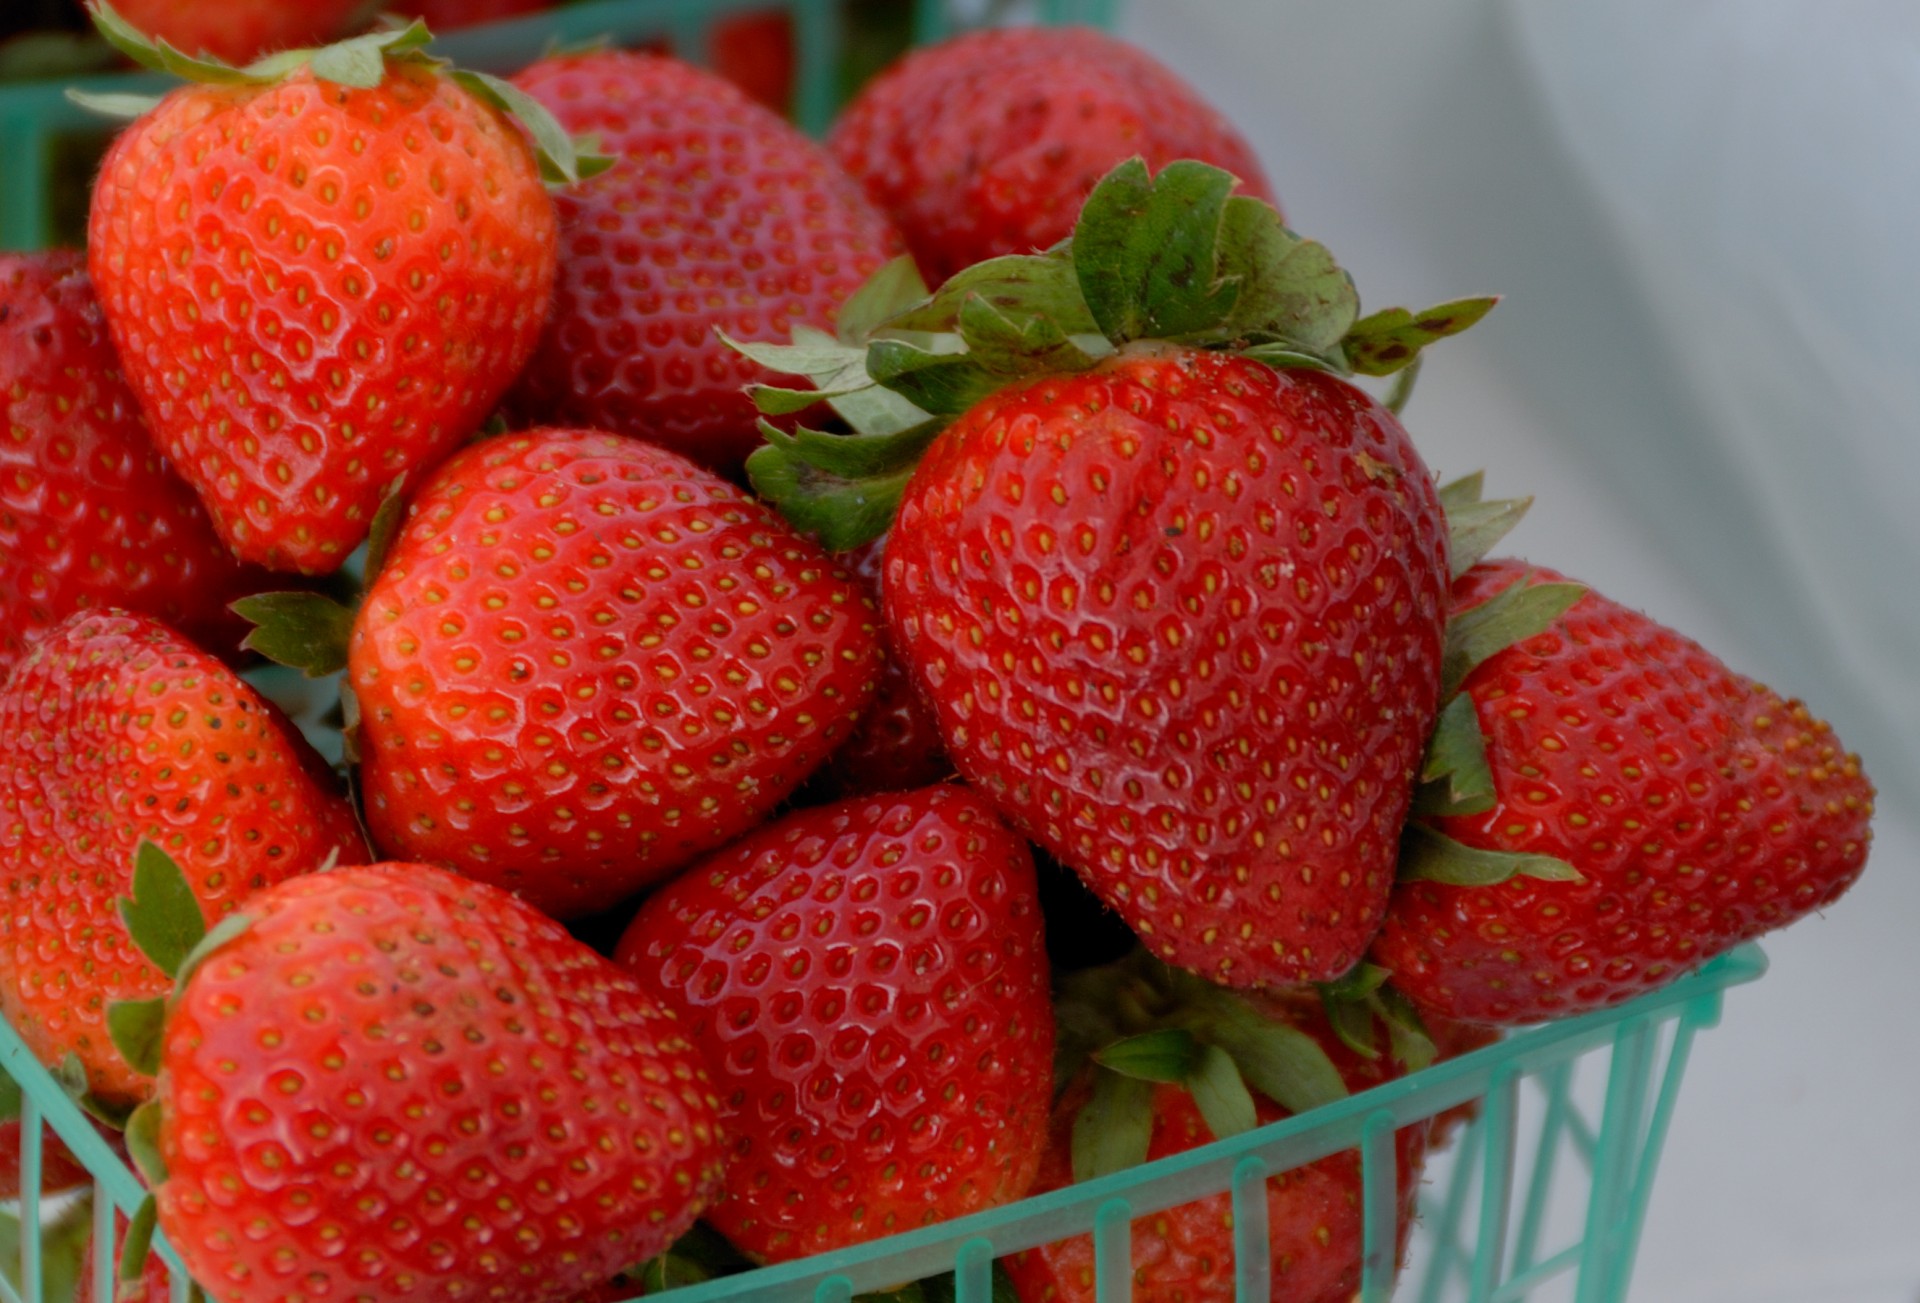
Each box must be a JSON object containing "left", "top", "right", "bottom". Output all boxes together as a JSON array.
[{"left": 0, "top": 942, "right": 1765, "bottom": 1303}]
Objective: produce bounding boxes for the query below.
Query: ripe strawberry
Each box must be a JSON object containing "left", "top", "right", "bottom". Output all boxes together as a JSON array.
[
  {"left": 740, "top": 161, "right": 1491, "bottom": 989},
  {"left": 84, "top": 10, "right": 575, "bottom": 573},
  {"left": 0, "top": 1121, "right": 89, "bottom": 1200},
  {"left": 109, "top": 0, "right": 363, "bottom": 65},
  {"left": 828, "top": 26, "right": 1275, "bottom": 283},
  {"left": 614, "top": 785, "right": 1053, "bottom": 1262},
  {"left": 1371, "top": 557, "right": 1875, "bottom": 1024},
  {"left": 505, "top": 50, "right": 902, "bottom": 476},
  {"left": 819, "top": 534, "right": 952, "bottom": 796},
  {"left": 1, "top": 250, "right": 274, "bottom": 678},
  {"left": 1007, "top": 958, "right": 1428, "bottom": 1303},
  {"left": 0, "top": 610, "right": 364, "bottom": 1107},
  {"left": 349, "top": 428, "right": 884, "bottom": 918},
  {"left": 710, "top": 10, "right": 795, "bottom": 114},
  {"left": 134, "top": 861, "right": 725, "bottom": 1303}
]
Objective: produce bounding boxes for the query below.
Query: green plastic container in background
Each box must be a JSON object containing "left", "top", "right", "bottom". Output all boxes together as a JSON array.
[{"left": 0, "top": 3, "right": 1761, "bottom": 1299}]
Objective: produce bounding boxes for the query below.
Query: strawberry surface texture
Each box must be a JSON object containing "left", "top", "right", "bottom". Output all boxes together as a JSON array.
[
  {"left": 0, "top": 250, "right": 271, "bottom": 677},
  {"left": 829, "top": 26, "right": 1275, "bottom": 282},
  {"left": 150, "top": 862, "right": 725, "bottom": 1303},
  {"left": 884, "top": 347, "right": 1451, "bottom": 989},
  {"left": 507, "top": 50, "right": 901, "bottom": 477},
  {"left": 1372, "top": 559, "right": 1875, "bottom": 1023},
  {"left": 88, "top": 59, "right": 558, "bottom": 573},
  {"left": 616, "top": 785, "right": 1053, "bottom": 1261},
  {"left": 0, "top": 611, "right": 364, "bottom": 1105},
  {"left": 350, "top": 428, "right": 884, "bottom": 918}
]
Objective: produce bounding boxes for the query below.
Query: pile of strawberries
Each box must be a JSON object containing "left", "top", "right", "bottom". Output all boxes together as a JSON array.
[{"left": 0, "top": 6, "right": 1876, "bottom": 1303}]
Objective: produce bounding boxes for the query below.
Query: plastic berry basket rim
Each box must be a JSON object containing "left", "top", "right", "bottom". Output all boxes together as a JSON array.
[{"left": 0, "top": 942, "right": 1766, "bottom": 1303}]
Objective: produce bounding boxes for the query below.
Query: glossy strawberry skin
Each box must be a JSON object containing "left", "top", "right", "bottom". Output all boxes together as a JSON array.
[
  {"left": 1006, "top": 993, "right": 1427, "bottom": 1303},
  {"left": 88, "top": 65, "right": 558, "bottom": 574},
  {"left": 349, "top": 428, "right": 885, "bottom": 918},
  {"left": 1371, "top": 560, "right": 1875, "bottom": 1024},
  {"left": 110, "top": 0, "right": 364, "bottom": 65},
  {"left": 885, "top": 347, "right": 1451, "bottom": 988},
  {"left": 153, "top": 863, "right": 726, "bottom": 1303},
  {"left": 614, "top": 785, "right": 1053, "bottom": 1262},
  {"left": 506, "top": 51, "right": 901, "bottom": 477},
  {"left": 0, "top": 611, "right": 365, "bottom": 1106},
  {"left": 828, "top": 26, "right": 1275, "bottom": 284},
  {"left": 0, "top": 251, "right": 273, "bottom": 677}
]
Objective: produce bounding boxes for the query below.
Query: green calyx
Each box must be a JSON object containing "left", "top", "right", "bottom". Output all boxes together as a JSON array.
[
  {"left": 1401, "top": 473, "right": 1586, "bottom": 886},
  {"left": 734, "top": 157, "right": 1497, "bottom": 552},
  {"left": 68, "top": 0, "right": 611, "bottom": 185},
  {"left": 1316, "top": 962, "right": 1436, "bottom": 1071},
  {"left": 1058, "top": 951, "right": 1350, "bottom": 1184}
]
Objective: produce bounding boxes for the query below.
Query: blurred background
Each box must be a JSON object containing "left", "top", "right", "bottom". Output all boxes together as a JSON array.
[
  {"left": 1122, "top": 1, "right": 1920, "bottom": 1298},
  {"left": 2, "top": 0, "right": 1913, "bottom": 1298}
]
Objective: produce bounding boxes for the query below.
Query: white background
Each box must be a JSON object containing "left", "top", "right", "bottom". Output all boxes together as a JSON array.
[{"left": 1118, "top": 1, "right": 1920, "bottom": 1299}]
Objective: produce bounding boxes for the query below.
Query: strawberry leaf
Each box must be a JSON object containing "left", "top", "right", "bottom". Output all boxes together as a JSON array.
[
  {"left": 1412, "top": 694, "right": 1497, "bottom": 817},
  {"left": 1184, "top": 1044, "right": 1258, "bottom": 1141},
  {"left": 1438, "top": 471, "right": 1485, "bottom": 511},
  {"left": 1236, "top": 342, "right": 1340, "bottom": 374},
  {"left": 1400, "top": 823, "right": 1583, "bottom": 886},
  {"left": 955, "top": 294, "right": 1098, "bottom": 377},
  {"left": 233, "top": 592, "right": 356, "bottom": 678},
  {"left": 107, "top": 998, "right": 166, "bottom": 1078},
  {"left": 1440, "top": 577, "right": 1586, "bottom": 698},
  {"left": 744, "top": 418, "right": 945, "bottom": 552},
  {"left": 836, "top": 255, "right": 930, "bottom": 344},
  {"left": 1376, "top": 987, "right": 1437, "bottom": 1072},
  {"left": 119, "top": 842, "right": 206, "bottom": 980},
  {"left": 867, "top": 339, "right": 1004, "bottom": 415},
  {"left": 1211, "top": 196, "right": 1356, "bottom": 352},
  {"left": 449, "top": 69, "right": 611, "bottom": 187},
  {"left": 118, "top": 1194, "right": 158, "bottom": 1286},
  {"left": 1446, "top": 494, "right": 1534, "bottom": 579},
  {"left": 887, "top": 249, "right": 1097, "bottom": 339},
  {"left": 86, "top": 1, "right": 258, "bottom": 84},
  {"left": 362, "top": 480, "right": 409, "bottom": 583},
  {"left": 1094, "top": 1028, "right": 1201, "bottom": 1083},
  {"left": 62, "top": 88, "right": 163, "bottom": 119},
  {"left": 1070, "top": 1069, "right": 1154, "bottom": 1183},
  {"left": 1342, "top": 296, "right": 1500, "bottom": 376},
  {"left": 1200, "top": 998, "right": 1349, "bottom": 1114},
  {"left": 1073, "top": 158, "right": 1241, "bottom": 345}
]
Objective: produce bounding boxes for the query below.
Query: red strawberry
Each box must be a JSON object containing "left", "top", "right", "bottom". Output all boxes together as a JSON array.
[
  {"left": 828, "top": 26, "right": 1275, "bottom": 283},
  {"left": 109, "top": 0, "right": 363, "bottom": 65},
  {"left": 138, "top": 861, "right": 725, "bottom": 1303},
  {"left": 614, "top": 785, "right": 1053, "bottom": 1262},
  {"left": 348, "top": 428, "right": 885, "bottom": 918},
  {"left": 710, "top": 11, "right": 795, "bottom": 115},
  {"left": 505, "top": 50, "right": 902, "bottom": 477},
  {"left": 739, "top": 161, "right": 1490, "bottom": 989},
  {"left": 1007, "top": 961, "right": 1429, "bottom": 1303},
  {"left": 820, "top": 534, "right": 952, "bottom": 796},
  {"left": 0, "top": 1120, "right": 90, "bottom": 1200},
  {"left": 0, "top": 610, "right": 364, "bottom": 1106},
  {"left": 85, "top": 12, "right": 571, "bottom": 573},
  {"left": 0, "top": 250, "right": 274, "bottom": 677},
  {"left": 1371, "top": 558, "right": 1875, "bottom": 1024}
]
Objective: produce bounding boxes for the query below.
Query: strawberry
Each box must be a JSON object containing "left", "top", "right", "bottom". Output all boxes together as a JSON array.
[
  {"left": 1006, "top": 954, "right": 1429, "bottom": 1303},
  {"left": 81, "top": 5, "right": 588, "bottom": 573},
  {"left": 115, "top": 857, "right": 725, "bottom": 1303},
  {"left": 1371, "top": 553, "right": 1875, "bottom": 1024},
  {"left": 108, "top": 0, "right": 364, "bottom": 65},
  {"left": 347, "top": 427, "right": 885, "bottom": 918},
  {"left": 1, "top": 250, "right": 274, "bottom": 677},
  {"left": 710, "top": 10, "right": 795, "bottom": 115},
  {"left": 614, "top": 784, "right": 1053, "bottom": 1262},
  {"left": 738, "top": 162, "right": 1491, "bottom": 987},
  {"left": 828, "top": 27, "right": 1275, "bottom": 283},
  {"left": 819, "top": 534, "right": 952, "bottom": 796},
  {"left": 0, "top": 610, "right": 364, "bottom": 1108},
  {"left": 504, "top": 49, "right": 902, "bottom": 477}
]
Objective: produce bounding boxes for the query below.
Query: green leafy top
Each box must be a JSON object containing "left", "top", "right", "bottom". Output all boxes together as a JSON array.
[
  {"left": 68, "top": 0, "right": 611, "bottom": 185},
  {"left": 734, "top": 157, "right": 1497, "bottom": 550},
  {"left": 1055, "top": 950, "right": 1352, "bottom": 1184}
]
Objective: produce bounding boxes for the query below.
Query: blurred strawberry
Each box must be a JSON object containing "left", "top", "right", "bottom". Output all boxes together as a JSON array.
[
  {"left": 710, "top": 9, "right": 793, "bottom": 114},
  {"left": 110, "top": 0, "right": 365, "bottom": 65}
]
